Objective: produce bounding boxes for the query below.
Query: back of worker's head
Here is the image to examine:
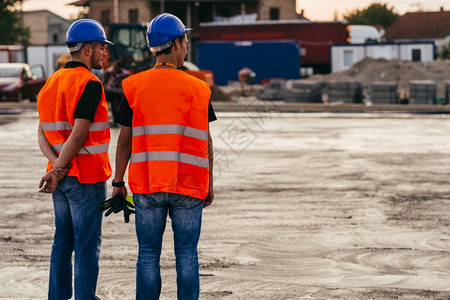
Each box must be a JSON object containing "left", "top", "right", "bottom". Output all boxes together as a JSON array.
[
  {"left": 146, "top": 13, "right": 192, "bottom": 56},
  {"left": 65, "top": 19, "right": 113, "bottom": 56}
]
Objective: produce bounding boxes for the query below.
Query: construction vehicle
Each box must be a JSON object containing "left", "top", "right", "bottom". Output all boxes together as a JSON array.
[{"left": 106, "top": 23, "right": 214, "bottom": 86}]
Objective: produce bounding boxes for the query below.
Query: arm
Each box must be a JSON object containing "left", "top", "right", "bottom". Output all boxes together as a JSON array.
[
  {"left": 37, "top": 123, "right": 70, "bottom": 184},
  {"left": 204, "top": 127, "right": 214, "bottom": 207},
  {"left": 39, "top": 118, "right": 91, "bottom": 193},
  {"left": 53, "top": 118, "right": 91, "bottom": 168},
  {"left": 112, "top": 125, "right": 132, "bottom": 197},
  {"left": 38, "top": 123, "right": 58, "bottom": 165}
]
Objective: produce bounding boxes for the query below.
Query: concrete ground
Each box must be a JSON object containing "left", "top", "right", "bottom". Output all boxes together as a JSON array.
[{"left": 1, "top": 107, "right": 450, "bottom": 299}]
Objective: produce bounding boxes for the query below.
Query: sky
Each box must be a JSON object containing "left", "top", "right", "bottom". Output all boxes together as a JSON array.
[{"left": 21, "top": 0, "right": 449, "bottom": 21}]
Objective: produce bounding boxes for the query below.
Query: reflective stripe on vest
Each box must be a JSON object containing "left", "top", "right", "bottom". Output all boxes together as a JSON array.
[
  {"left": 41, "top": 121, "right": 109, "bottom": 132},
  {"left": 131, "top": 124, "right": 208, "bottom": 168},
  {"left": 132, "top": 124, "right": 208, "bottom": 141},
  {"left": 42, "top": 121, "right": 110, "bottom": 154},
  {"left": 52, "top": 142, "right": 110, "bottom": 155},
  {"left": 130, "top": 151, "right": 209, "bottom": 168}
]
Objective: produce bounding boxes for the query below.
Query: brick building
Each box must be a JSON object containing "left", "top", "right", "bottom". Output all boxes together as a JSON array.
[
  {"left": 23, "top": 10, "right": 72, "bottom": 45},
  {"left": 385, "top": 8, "right": 450, "bottom": 54},
  {"left": 70, "top": 0, "right": 299, "bottom": 29}
]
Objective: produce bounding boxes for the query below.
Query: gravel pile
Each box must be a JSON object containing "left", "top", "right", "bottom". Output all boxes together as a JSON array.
[{"left": 308, "top": 57, "right": 450, "bottom": 97}]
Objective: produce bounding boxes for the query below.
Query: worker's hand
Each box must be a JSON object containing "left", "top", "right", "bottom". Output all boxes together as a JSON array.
[
  {"left": 53, "top": 164, "right": 72, "bottom": 181},
  {"left": 38, "top": 170, "right": 60, "bottom": 193},
  {"left": 112, "top": 186, "right": 127, "bottom": 198},
  {"left": 100, "top": 193, "right": 135, "bottom": 223},
  {"left": 203, "top": 187, "right": 214, "bottom": 208}
]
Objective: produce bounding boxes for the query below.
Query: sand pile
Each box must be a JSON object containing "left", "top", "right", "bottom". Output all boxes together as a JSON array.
[{"left": 309, "top": 57, "right": 450, "bottom": 97}]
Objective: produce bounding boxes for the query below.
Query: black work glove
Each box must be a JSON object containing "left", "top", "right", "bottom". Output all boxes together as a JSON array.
[{"left": 100, "top": 194, "right": 135, "bottom": 223}]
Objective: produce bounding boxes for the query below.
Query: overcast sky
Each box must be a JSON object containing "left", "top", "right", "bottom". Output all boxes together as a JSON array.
[{"left": 21, "top": 0, "right": 449, "bottom": 21}]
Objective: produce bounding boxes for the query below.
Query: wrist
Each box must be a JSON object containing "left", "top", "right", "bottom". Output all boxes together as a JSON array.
[{"left": 112, "top": 180, "right": 125, "bottom": 187}]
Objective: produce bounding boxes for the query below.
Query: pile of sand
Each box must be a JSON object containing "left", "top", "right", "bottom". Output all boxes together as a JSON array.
[{"left": 309, "top": 57, "right": 450, "bottom": 97}]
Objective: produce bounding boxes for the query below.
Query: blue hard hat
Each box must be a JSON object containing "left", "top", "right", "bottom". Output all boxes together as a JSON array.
[
  {"left": 147, "top": 13, "right": 192, "bottom": 52},
  {"left": 65, "top": 19, "right": 113, "bottom": 45}
]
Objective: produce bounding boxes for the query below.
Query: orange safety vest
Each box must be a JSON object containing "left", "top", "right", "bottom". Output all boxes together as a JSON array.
[
  {"left": 122, "top": 68, "right": 211, "bottom": 199},
  {"left": 37, "top": 66, "right": 112, "bottom": 183}
]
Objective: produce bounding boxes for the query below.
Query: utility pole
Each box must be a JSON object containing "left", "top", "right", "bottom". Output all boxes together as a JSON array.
[{"left": 160, "top": 0, "right": 165, "bottom": 13}]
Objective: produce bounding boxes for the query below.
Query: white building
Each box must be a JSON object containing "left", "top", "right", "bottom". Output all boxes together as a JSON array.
[{"left": 330, "top": 42, "right": 435, "bottom": 73}]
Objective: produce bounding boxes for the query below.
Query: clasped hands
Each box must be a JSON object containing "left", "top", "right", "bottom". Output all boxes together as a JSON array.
[{"left": 38, "top": 163, "right": 72, "bottom": 193}]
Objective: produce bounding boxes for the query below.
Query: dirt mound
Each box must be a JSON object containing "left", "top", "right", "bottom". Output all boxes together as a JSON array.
[
  {"left": 210, "top": 85, "right": 232, "bottom": 102},
  {"left": 309, "top": 57, "right": 450, "bottom": 97}
]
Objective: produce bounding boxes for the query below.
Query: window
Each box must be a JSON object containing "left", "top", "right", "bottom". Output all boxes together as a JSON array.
[
  {"left": 101, "top": 10, "right": 111, "bottom": 25},
  {"left": 412, "top": 49, "right": 421, "bottom": 61},
  {"left": 31, "top": 65, "right": 45, "bottom": 79},
  {"left": 52, "top": 34, "right": 58, "bottom": 43},
  {"left": 270, "top": 7, "right": 279, "bottom": 20},
  {"left": 343, "top": 50, "right": 354, "bottom": 66},
  {"left": 129, "top": 9, "right": 138, "bottom": 23}
]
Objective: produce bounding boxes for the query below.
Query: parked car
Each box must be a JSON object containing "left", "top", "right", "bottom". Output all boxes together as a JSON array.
[{"left": 0, "top": 63, "right": 46, "bottom": 102}]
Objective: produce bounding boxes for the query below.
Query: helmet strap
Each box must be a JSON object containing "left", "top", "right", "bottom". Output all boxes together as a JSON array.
[
  {"left": 68, "top": 42, "right": 84, "bottom": 52},
  {"left": 150, "top": 41, "right": 172, "bottom": 53}
]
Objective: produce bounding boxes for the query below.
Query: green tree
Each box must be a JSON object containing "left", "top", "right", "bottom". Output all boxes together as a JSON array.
[
  {"left": 0, "top": 0, "right": 30, "bottom": 45},
  {"left": 343, "top": 2, "right": 399, "bottom": 28},
  {"left": 438, "top": 42, "right": 450, "bottom": 59}
]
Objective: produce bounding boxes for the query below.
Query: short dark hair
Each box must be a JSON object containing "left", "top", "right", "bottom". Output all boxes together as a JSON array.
[{"left": 155, "top": 34, "right": 185, "bottom": 57}]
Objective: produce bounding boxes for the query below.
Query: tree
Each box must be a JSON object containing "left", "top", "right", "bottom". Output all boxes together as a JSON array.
[
  {"left": 343, "top": 2, "right": 399, "bottom": 28},
  {"left": 0, "top": 0, "right": 30, "bottom": 45},
  {"left": 438, "top": 42, "right": 450, "bottom": 59}
]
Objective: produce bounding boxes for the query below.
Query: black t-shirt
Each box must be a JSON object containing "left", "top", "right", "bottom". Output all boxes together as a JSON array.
[
  {"left": 64, "top": 61, "right": 102, "bottom": 121},
  {"left": 115, "top": 94, "right": 217, "bottom": 127}
]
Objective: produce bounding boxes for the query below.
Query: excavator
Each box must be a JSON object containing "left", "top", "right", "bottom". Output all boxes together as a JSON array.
[{"left": 106, "top": 23, "right": 214, "bottom": 86}]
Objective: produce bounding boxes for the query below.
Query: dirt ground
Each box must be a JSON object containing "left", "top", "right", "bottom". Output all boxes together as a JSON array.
[{"left": 1, "top": 107, "right": 450, "bottom": 299}]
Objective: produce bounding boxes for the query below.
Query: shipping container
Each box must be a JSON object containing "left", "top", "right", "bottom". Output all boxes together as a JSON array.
[
  {"left": 197, "top": 41, "right": 300, "bottom": 86},
  {"left": 199, "top": 20, "right": 348, "bottom": 74}
]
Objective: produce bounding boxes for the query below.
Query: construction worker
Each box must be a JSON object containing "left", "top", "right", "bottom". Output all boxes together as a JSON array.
[
  {"left": 112, "top": 13, "right": 216, "bottom": 300},
  {"left": 37, "top": 19, "right": 112, "bottom": 300},
  {"left": 238, "top": 67, "right": 256, "bottom": 96}
]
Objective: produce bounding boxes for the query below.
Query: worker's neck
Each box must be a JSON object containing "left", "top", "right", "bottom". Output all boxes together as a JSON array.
[
  {"left": 155, "top": 54, "right": 178, "bottom": 68},
  {"left": 71, "top": 56, "right": 92, "bottom": 70}
]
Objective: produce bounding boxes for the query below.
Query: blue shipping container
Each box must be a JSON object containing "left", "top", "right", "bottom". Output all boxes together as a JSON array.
[{"left": 197, "top": 41, "right": 300, "bottom": 86}]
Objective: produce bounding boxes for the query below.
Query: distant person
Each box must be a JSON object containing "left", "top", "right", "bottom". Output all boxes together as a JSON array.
[
  {"left": 37, "top": 19, "right": 112, "bottom": 300},
  {"left": 238, "top": 67, "right": 256, "bottom": 96},
  {"left": 112, "top": 13, "right": 216, "bottom": 300},
  {"left": 103, "top": 59, "right": 130, "bottom": 118}
]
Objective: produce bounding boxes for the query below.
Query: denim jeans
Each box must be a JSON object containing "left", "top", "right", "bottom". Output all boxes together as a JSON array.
[
  {"left": 48, "top": 176, "right": 105, "bottom": 300},
  {"left": 134, "top": 192, "right": 204, "bottom": 300}
]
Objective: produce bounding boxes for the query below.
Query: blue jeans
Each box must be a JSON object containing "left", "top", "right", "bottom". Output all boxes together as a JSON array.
[
  {"left": 48, "top": 176, "right": 105, "bottom": 300},
  {"left": 134, "top": 192, "right": 204, "bottom": 300}
]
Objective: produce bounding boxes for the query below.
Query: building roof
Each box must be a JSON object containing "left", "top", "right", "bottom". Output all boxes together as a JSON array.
[
  {"left": 23, "top": 9, "right": 71, "bottom": 23},
  {"left": 68, "top": 0, "right": 89, "bottom": 6},
  {"left": 385, "top": 9, "right": 450, "bottom": 40},
  {"left": 68, "top": 0, "right": 260, "bottom": 4}
]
